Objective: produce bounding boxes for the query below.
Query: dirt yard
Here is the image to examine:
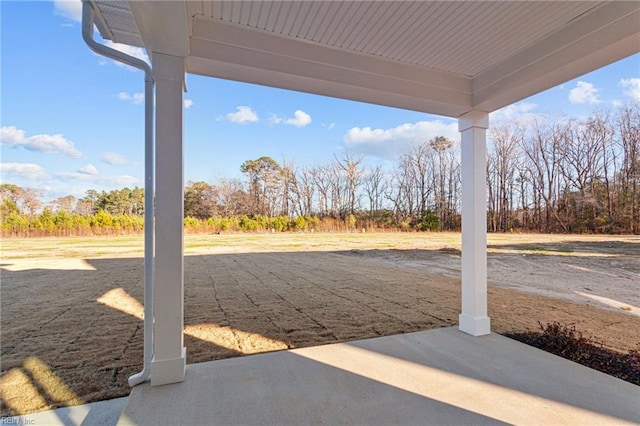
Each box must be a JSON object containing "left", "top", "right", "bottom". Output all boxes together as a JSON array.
[{"left": 1, "top": 232, "right": 639, "bottom": 416}]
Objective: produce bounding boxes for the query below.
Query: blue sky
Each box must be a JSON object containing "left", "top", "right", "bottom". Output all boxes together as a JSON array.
[{"left": 1, "top": 1, "right": 639, "bottom": 203}]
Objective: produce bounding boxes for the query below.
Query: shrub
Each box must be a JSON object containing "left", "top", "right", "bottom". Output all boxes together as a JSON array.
[
  {"left": 346, "top": 213, "right": 357, "bottom": 230},
  {"left": 269, "top": 215, "right": 289, "bottom": 232},
  {"left": 92, "top": 210, "right": 114, "bottom": 229},
  {"left": 307, "top": 215, "right": 320, "bottom": 231},
  {"left": 239, "top": 215, "right": 259, "bottom": 231},
  {"left": 294, "top": 215, "right": 307, "bottom": 231},
  {"left": 418, "top": 210, "right": 439, "bottom": 231},
  {"left": 35, "top": 208, "right": 56, "bottom": 235},
  {"left": 218, "top": 216, "right": 239, "bottom": 232},
  {"left": 505, "top": 322, "right": 640, "bottom": 386},
  {"left": 2, "top": 211, "right": 29, "bottom": 236},
  {"left": 184, "top": 216, "right": 199, "bottom": 228}
]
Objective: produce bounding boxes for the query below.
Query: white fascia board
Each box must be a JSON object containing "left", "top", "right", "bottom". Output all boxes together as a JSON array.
[
  {"left": 128, "top": 0, "right": 190, "bottom": 57},
  {"left": 189, "top": 16, "right": 471, "bottom": 117},
  {"left": 188, "top": 56, "right": 469, "bottom": 118},
  {"left": 473, "top": 2, "right": 640, "bottom": 111}
]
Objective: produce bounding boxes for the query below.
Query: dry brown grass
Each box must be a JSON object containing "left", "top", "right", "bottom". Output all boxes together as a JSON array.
[{"left": 2, "top": 233, "right": 639, "bottom": 416}]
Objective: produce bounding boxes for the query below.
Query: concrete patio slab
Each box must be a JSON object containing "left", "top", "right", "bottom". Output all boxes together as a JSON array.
[
  {"left": 4, "top": 396, "right": 128, "bottom": 426},
  {"left": 118, "top": 327, "right": 639, "bottom": 425}
]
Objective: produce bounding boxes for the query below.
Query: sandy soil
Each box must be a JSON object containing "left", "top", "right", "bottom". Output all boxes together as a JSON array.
[
  {"left": 1, "top": 233, "right": 639, "bottom": 416},
  {"left": 344, "top": 235, "right": 640, "bottom": 316}
]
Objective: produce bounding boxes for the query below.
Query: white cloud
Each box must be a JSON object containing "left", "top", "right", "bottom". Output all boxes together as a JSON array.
[
  {"left": 343, "top": 120, "right": 459, "bottom": 160},
  {"left": 118, "top": 92, "right": 145, "bottom": 105},
  {"left": 0, "top": 163, "right": 47, "bottom": 180},
  {"left": 268, "top": 115, "right": 283, "bottom": 125},
  {"left": 490, "top": 102, "right": 540, "bottom": 123},
  {"left": 285, "top": 110, "right": 312, "bottom": 127},
  {"left": 184, "top": 99, "right": 194, "bottom": 109},
  {"left": 53, "top": 0, "right": 82, "bottom": 22},
  {"left": 101, "top": 152, "right": 128, "bottom": 165},
  {"left": 102, "top": 175, "right": 139, "bottom": 187},
  {"left": 269, "top": 110, "right": 312, "bottom": 128},
  {"left": 78, "top": 164, "right": 99, "bottom": 176},
  {"left": 282, "top": 111, "right": 310, "bottom": 127},
  {"left": 323, "top": 123, "right": 336, "bottom": 130},
  {"left": 226, "top": 106, "right": 259, "bottom": 124},
  {"left": 569, "top": 81, "right": 601, "bottom": 104},
  {"left": 1, "top": 126, "right": 82, "bottom": 158},
  {"left": 55, "top": 172, "right": 138, "bottom": 187},
  {"left": 619, "top": 78, "right": 640, "bottom": 102}
]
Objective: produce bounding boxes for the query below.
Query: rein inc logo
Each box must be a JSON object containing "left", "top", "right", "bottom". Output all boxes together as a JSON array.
[{"left": 0, "top": 418, "right": 36, "bottom": 425}]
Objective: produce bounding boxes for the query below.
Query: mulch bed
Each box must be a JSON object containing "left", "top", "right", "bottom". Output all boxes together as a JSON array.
[{"left": 504, "top": 322, "right": 640, "bottom": 386}]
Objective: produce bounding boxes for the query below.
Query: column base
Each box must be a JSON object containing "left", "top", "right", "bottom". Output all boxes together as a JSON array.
[
  {"left": 151, "top": 347, "right": 186, "bottom": 386},
  {"left": 458, "top": 314, "right": 491, "bottom": 336}
]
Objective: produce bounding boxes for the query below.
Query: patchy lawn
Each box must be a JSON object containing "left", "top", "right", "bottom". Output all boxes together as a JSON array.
[{"left": 2, "top": 233, "right": 639, "bottom": 415}]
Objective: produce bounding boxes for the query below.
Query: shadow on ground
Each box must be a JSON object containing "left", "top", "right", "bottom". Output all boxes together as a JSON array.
[{"left": 2, "top": 247, "right": 639, "bottom": 416}]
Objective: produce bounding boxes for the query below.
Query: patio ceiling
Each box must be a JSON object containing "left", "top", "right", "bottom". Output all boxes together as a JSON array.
[
  {"left": 92, "top": 1, "right": 639, "bottom": 117},
  {"left": 92, "top": 1, "right": 639, "bottom": 118}
]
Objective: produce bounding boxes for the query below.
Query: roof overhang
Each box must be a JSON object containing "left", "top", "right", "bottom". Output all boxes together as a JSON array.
[{"left": 91, "top": 0, "right": 640, "bottom": 118}]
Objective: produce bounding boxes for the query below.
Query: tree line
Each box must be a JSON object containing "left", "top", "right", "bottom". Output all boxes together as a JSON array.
[
  {"left": 1, "top": 185, "right": 145, "bottom": 236},
  {"left": 1, "top": 103, "right": 637, "bottom": 237},
  {"left": 487, "top": 104, "right": 638, "bottom": 233}
]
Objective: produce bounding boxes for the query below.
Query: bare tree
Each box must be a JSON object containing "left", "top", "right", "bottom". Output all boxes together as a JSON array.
[
  {"left": 385, "top": 153, "right": 416, "bottom": 222},
  {"left": 362, "top": 164, "right": 388, "bottom": 213},
  {"left": 335, "top": 153, "right": 365, "bottom": 216},
  {"left": 20, "top": 187, "right": 42, "bottom": 216},
  {"left": 310, "top": 165, "right": 331, "bottom": 217},
  {"left": 3, "top": 105, "right": 637, "bottom": 235},
  {"left": 216, "top": 178, "right": 250, "bottom": 217},
  {"left": 488, "top": 124, "right": 520, "bottom": 231},
  {"left": 293, "top": 165, "right": 316, "bottom": 217},
  {"left": 52, "top": 195, "right": 76, "bottom": 213},
  {"left": 443, "top": 141, "right": 461, "bottom": 230},
  {"left": 408, "top": 142, "right": 434, "bottom": 216},
  {"left": 615, "top": 103, "right": 640, "bottom": 232},
  {"left": 328, "top": 160, "right": 346, "bottom": 218},
  {"left": 557, "top": 114, "right": 613, "bottom": 232},
  {"left": 428, "top": 136, "right": 453, "bottom": 229},
  {"left": 74, "top": 199, "right": 94, "bottom": 216},
  {"left": 520, "top": 118, "right": 567, "bottom": 232},
  {"left": 279, "top": 157, "right": 297, "bottom": 217}
]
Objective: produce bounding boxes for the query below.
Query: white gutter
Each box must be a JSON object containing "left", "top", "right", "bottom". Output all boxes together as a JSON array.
[{"left": 81, "top": 0, "right": 154, "bottom": 387}]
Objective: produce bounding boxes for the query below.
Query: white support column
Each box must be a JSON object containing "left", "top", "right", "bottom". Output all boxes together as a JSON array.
[
  {"left": 151, "top": 52, "right": 186, "bottom": 386},
  {"left": 458, "top": 110, "right": 491, "bottom": 336}
]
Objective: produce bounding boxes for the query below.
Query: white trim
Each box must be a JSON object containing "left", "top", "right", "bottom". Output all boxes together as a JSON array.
[
  {"left": 459, "top": 315, "right": 491, "bottom": 337},
  {"left": 458, "top": 111, "right": 490, "bottom": 337},
  {"left": 458, "top": 110, "right": 489, "bottom": 131},
  {"left": 151, "top": 348, "right": 187, "bottom": 387},
  {"left": 93, "top": 2, "right": 640, "bottom": 118},
  {"left": 151, "top": 52, "right": 186, "bottom": 386},
  {"left": 128, "top": 1, "right": 190, "bottom": 57},
  {"left": 473, "top": 3, "right": 640, "bottom": 111},
  {"left": 189, "top": 17, "right": 472, "bottom": 117}
]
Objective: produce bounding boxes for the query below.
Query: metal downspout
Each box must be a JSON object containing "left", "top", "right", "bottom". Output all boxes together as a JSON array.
[{"left": 81, "top": 0, "right": 154, "bottom": 387}]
